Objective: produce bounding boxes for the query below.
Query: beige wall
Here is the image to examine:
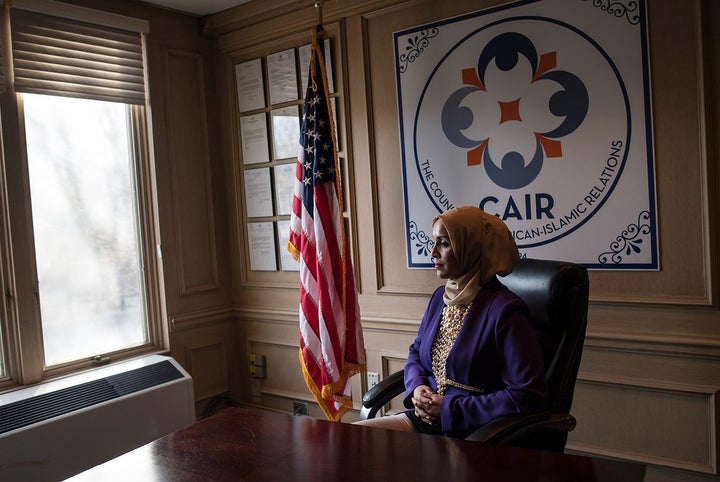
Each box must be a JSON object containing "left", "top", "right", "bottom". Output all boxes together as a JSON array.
[
  {"left": 206, "top": 1, "right": 720, "bottom": 481},
  {"left": 61, "top": 0, "right": 720, "bottom": 481}
]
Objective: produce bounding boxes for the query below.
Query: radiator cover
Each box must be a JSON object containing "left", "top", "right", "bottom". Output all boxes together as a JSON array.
[{"left": 0, "top": 355, "right": 195, "bottom": 481}]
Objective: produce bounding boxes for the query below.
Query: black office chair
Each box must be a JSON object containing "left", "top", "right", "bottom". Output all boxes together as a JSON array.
[{"left": 359, "top": 258, "right": 589, "bottom": 453}]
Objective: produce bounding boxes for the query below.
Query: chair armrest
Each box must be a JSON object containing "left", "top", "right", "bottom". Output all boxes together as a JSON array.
[
  {"left": 359, "top": 370, "right": 405, "bottom": 420},
  {"left": 466, "top": 412, "right": 576, "bottom": 444}
]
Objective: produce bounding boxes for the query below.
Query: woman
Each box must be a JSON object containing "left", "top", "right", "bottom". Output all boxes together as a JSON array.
[{"left": 355, "top": 206, "right": 547, "bottom": 438}]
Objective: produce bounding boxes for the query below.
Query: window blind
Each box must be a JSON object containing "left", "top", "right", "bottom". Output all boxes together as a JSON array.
[{"left": 10, "top": 8, "right": 146, "bottom": 104}]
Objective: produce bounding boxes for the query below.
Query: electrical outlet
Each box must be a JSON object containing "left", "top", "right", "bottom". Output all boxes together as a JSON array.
[
  {"left": 249, "top": 353, "right": 266, "bottom": 379},
  {"left": 367, "top": 372, "right": 379, "bottom": 389},
  {"left": 293, "top": 401, "right": 309, "bottom": 416}
]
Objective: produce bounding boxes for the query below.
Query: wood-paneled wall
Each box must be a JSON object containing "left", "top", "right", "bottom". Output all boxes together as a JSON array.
[
  {"left": 208, "top": 1, "right": 720, "bottom": 481},
  {"left": 62, "top": 0, "right": 720, "bottom": 480}
]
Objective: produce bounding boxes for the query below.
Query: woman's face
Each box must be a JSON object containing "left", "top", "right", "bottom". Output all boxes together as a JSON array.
[{"left": 431, "top": 220, "right": 459, "bottom": 279}]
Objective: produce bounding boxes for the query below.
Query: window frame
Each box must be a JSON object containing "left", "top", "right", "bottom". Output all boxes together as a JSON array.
[{"left": 0, "top": 3, "right": 167, "bottom": 389}]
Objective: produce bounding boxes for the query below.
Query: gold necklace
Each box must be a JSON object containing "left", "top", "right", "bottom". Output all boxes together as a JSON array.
[{"left": 431, "top": 303, "right": 471, "bottom": 395}]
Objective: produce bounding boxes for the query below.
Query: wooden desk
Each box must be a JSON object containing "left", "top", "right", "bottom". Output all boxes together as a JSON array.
[{"left": 70, "top": 407, "right": 645, "bottom": 481}]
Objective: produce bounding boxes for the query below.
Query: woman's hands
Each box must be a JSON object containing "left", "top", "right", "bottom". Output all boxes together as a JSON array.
[{"left": 412, "top": 385, "right": 443, "bottom": 425}]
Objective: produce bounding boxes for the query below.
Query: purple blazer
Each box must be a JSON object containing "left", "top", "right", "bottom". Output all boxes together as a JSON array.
[{"left": 403, "top": 277, "right": 548, "bottom": 438}]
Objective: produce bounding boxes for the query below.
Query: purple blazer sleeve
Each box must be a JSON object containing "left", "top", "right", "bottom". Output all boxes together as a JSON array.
[{"left": 403, "top": 279, "right": 548, "bottom": 438}]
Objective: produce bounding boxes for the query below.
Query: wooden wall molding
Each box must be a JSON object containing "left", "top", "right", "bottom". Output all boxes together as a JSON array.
[
  {"left": 169, "top": 307, "right": 235, "bottom": 332},
  {"left": 580, "top": 343, "right": 720, "bottom": 398},
  {"left": 185, "top": 340, "right": 230, "bottom": 401},
  {"left": 362, "top": 318, "right": 419, "bottom": 335},
  {"left": 169, "top": 311, "right": 240, "bottom": 415},
  {"left": 570, "top": 379, "right": 719, "bottom": 475},
  {"left": 235, "top": 306, "right": 298, "bottom": 325},
  {"left": 378, "top": 354, "right": 407, "bottom": 413},
  {"left": 585, "top": 335, "right": 720, "bottom": 360},
  {"left": 237, "top": 305, "right": 421, "bottom": 334},
  {"left": 695, "top": 0, "right": 719, "bottom": 309},
  {"left": 587, "top": 303, "right": 720, "bottom": 352},
  {"left": 163, "top": 48, "right": 219, "bottom": 296}
]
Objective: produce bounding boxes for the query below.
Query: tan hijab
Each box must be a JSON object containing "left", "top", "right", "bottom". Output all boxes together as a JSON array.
[{"left": 433, "top": 206, "right": 519, "bottom": 306}]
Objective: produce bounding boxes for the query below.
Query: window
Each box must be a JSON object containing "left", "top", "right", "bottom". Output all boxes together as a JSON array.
[
  {"left": 0, "top": 1, "right": 163, "bottom": 385},
  {"left": 23, "top": 94, "right": 148, "bottom": 366}
]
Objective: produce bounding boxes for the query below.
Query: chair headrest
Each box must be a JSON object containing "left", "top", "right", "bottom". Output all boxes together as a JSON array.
[{"left": 498, "top": 258, "right": 589, "bottom": 334}]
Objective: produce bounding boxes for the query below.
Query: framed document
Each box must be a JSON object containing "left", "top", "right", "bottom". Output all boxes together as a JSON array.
[
  {"left": 247, "top": 222, "right": 277, "bottom": 271},
  {"left": 299, "top": 41, "right": 334, "bottom": 96},
  {"left": 267, "top": 48, "right": 298, "bottom": 105},
  {"left": 235, "top": 58, "right": 265, "bottom": 112},
  {"left": 271, "top": 105, "right": 299, "bottom": 160},
  {"left": 324, "top": 40, "right": 335, "bottom": 94},
  {"left": 330, "top": 97, "right": 340, "bottom": 151},
  {"left": 244, "top": 167, "right": 273, "bottom": 218},
  {"left": 276, "top": 220, "right": 299, "bottom": 271},
  {"left": 273, "top": 163, "right": 296, "bottom": 216},
  {"left": 240, "top": 113, "right": 269, "bottom": 165},
  {"left": 298, "top": 44, "right": 311, "bottom": 94}
]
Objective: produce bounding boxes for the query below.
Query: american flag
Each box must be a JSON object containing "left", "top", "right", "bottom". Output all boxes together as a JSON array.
[{"left": 287, "top": 28, "right": 366, "bottom": 421}]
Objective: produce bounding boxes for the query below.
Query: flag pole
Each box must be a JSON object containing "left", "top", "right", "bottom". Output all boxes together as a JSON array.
[{"left": 314, "top": 0, "right": 323, "bottom": 31}]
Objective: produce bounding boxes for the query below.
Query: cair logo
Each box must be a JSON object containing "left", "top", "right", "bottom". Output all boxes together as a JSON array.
[{"left": 413, "top": 18, "right": 630, "bottom": 248}]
